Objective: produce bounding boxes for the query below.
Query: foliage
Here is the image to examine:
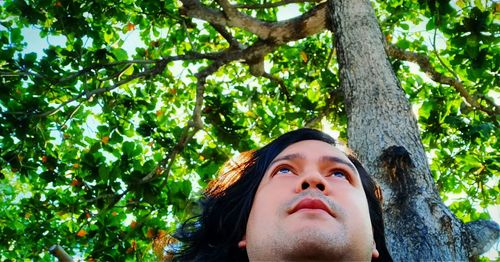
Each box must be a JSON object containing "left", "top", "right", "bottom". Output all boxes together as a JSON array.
[{"left": 0, "top": 0, "right": 498, "bottom": 260}]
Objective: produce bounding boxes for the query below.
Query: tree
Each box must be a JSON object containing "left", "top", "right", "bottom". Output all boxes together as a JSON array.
[
  {"left": 329, "top": 0, "right": 498, "bottom": 260},
  {"left": 0, "top": 0, "right": 498, "bottom": 260}
]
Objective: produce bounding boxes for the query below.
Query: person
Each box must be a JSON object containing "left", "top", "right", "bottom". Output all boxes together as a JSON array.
[{"left": 171, "top": 128, "right": 392, "bottom": 261}]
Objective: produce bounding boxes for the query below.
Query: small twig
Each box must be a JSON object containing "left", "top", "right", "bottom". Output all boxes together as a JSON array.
[
  {"left": 210, "top": 23, "right": 244, "bottom": 49},
  {"left": 97, "top": 63, "right": 136, "bottom": 82},
  {"left": 262, "top": 72, "right": 291, "bottom": 100},
  {"left": 325, "top": 32, "right": 335, "bottom": 67},
  {"left": 245, "top": 53, "right": 291, "bottom": 100},
  {"left": 430, "top": 26, "right": 460, "bottom": 82},
  {"left": 181, "top": 18, "right": 197, "bottom": 52},
  {"left": 59, "top": 101, "right": 83, "bottom": 129},
  {"left": 85, "top": 193, "right": 116, "bottom": 203},
  {"left": 0, "top": 71, "right": 35, "bottom": 77},
  {"left": 305, "top": 90, "right": 336, "bottom": 128},
  {"left": 57, "top": 59, "right": 159, "bottom": 84},
  {"left": 477, "top": 94, "right": 498, "bottom": 109}
]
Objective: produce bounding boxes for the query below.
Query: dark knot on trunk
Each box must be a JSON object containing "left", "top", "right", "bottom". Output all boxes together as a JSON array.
[{"left": 379, "top": 145, "right": 415, "bottom": 193}]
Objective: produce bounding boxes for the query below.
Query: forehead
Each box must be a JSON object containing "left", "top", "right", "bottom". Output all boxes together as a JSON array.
[{"left": 274, "top": 140, "right": 348, "bottom": 161}]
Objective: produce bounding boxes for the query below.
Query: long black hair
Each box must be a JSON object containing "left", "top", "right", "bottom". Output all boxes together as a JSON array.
[{"left": 172, "top": 128, "right": 392, "bottom": 261}]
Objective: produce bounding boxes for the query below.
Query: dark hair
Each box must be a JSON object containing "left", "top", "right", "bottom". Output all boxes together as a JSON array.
[{"left": 172, "top": 128, "right": 392, "bottom": 261}]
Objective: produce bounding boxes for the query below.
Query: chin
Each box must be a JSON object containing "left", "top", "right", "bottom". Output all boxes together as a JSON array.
[
  {"left": 283, "top": 230, "right": 349, "bottom": 258},
  {"left": 281, "top": 241, "right": 346, "bottom": 261}
]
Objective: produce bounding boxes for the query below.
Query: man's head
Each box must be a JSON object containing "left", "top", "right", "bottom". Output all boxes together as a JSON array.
[
  {"left": 241, "top": 140, "right": 379, "bottom": 261},
  {"left": 173, "top": 128, "right": 392, "bottom": 261}
]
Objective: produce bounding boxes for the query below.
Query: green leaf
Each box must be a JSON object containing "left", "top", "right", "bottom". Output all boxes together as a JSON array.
[
  {"left": 98, "top": 164, "right": 109, "bottom": 180},
  {"left": 425, "top": 19, "right": 435, "bottom": 31},
  {"left": 400, "top": 23, "right": 410, "bottom": 30},
  {"left": 122, "top": 141, "right": 135, "bottom": 155}
]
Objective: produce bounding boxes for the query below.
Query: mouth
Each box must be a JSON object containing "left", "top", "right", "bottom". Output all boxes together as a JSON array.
[{"left": 288, "top": 198, "right": 334, "bottom": 217}]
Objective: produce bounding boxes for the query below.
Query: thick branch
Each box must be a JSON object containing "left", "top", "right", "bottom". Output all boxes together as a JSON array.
[
  {"left": 465, "top": 220, "right": 500, "bottom": 258},
  {"left": 268, "top": 2, "right": 327, "bottom": 44},
  {"left": 49, "top": 245, "right": 73, "bottom": 262},
  {"left": 181, "top": 0, "right": 327, "bottom": 44},
  {"left": 386, "top": 44, "right": 499, "bottom": 116},
  {"left": 216, "top": 0, "right": 239, "bottom": 18},
  {"left": 181, "top": 0, "right": 272, "bottom": 39},
  {"left": 234, "top": 0, "right": 322, "bottom": 9}
]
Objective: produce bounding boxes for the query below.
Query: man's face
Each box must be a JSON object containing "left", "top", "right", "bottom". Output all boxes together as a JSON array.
[{"left": 240, "top": 140, "right": 379, "bottom": 261}]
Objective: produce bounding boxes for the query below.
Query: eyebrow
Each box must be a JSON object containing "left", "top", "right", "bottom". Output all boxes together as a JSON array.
[
  {"left": 270, "top": 153, "right": 357, "bottom": 173},
  {"left": 319, "top": 156, "right": 357, "bottom": 173},
  {"left": 270, "top": 153, "right": 304, "bottom": 166}
]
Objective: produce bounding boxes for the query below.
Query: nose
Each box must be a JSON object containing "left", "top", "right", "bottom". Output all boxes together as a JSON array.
[{"left": 295, "top": 172, "right": 331, "bottom": 195}]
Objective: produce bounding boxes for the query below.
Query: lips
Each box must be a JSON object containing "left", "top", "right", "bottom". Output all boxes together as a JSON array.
[{"left": 289, "top": 198, "right": 334, "bottom": 217}]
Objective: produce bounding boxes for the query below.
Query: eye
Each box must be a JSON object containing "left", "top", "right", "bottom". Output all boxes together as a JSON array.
[
  {"left": 274, "top": 167, "right": 295, "bottom": 176},
  {"left": 330, "top": 170, "right": 347, "bottom": 179}
]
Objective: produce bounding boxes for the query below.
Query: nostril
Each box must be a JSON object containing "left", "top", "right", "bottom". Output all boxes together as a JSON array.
[
  {"left": 301, "top": 182, "right": 309, "bottom": 190},
  {"left": 317, "top": 183, "right": 325, "bottom": 191}
]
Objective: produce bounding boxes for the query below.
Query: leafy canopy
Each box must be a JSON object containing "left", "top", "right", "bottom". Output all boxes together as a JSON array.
[{"left": 0, "top": 0, "right": 498, "bottom": 260}]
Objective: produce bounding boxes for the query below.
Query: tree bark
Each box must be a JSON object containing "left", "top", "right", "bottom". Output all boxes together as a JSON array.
[{"left": 327, "top": 0, "right": 498, "bottom": 261}]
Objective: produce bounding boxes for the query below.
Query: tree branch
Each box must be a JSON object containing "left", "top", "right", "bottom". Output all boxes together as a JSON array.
[
  {"left": 181, "top": 0, "right": 327, "bottom": 44},
  {"left": 140, "top": 62, "right": 223, "bottom": 189},
  {"left": 3, "top": 0, "right": 328, "bottom": 120},
  {"left": 181, "top": 0, "right": 272, "bottom": 40},
  {"left": 182, "top": 0, "right": 496, "bottom": 117},
  {"left": 244, "top": 52, "right": 291, "bottom": 100},
  {"left": 262, "top": 72, "right": 291, "bottom": 100},
  {"left": 210, "top": 23, "right": 244, "bottom": 49},
  {"left": 234, "top": 0, "right": 322, "bottom": 9},
  {"left": 57, "top": 59, "right": 160, "bottom": 84},
  {"left": 2, "top": 40, "right": 281, "bottom": 119},
  {"left": 386, "top": 44, "right": 499, "bottom": 116},
  {"left": 465, "top": 220, "right": 500, "bottom": 258},
  {"left": 49, "top": 245, "right": 73, "bottom": 262}
]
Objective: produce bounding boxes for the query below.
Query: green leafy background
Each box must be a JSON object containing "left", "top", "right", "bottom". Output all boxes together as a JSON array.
[{"left": 0, "top": 0, "right": 498, "bottom": 260}]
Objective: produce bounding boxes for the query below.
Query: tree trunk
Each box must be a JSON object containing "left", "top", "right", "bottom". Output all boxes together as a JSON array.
[{"left": 327, "top": 0, "right": 499, "bottom": 260}]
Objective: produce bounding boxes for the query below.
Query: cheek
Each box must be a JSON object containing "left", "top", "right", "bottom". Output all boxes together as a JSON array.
[
  {"left": 246, "top": 188, "right": 282, "bottom": 241},
  {"left": 251, "top": 187, "right": 284, "bottom": 214},
  {"left": 334, "top": 188, "right": 371, "bottom": 215},
  {"left": 247, "top": 183, "right": 291, "bottom": 222}
]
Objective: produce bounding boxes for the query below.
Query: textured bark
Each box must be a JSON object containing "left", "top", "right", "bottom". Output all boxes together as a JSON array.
[
  {"left": 327, "top": 0, "right": 498, "bottom": 261},
  {"left": 181, "top": 0, "right": 327, "bottom": 44}
]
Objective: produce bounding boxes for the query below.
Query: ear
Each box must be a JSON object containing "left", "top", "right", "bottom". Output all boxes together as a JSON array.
[
  {"left": 371, "top": 241, "right": 379, "bottom": 259},
  {"left": 238, "top": 235, "right": 247, "bottom": 249}
]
